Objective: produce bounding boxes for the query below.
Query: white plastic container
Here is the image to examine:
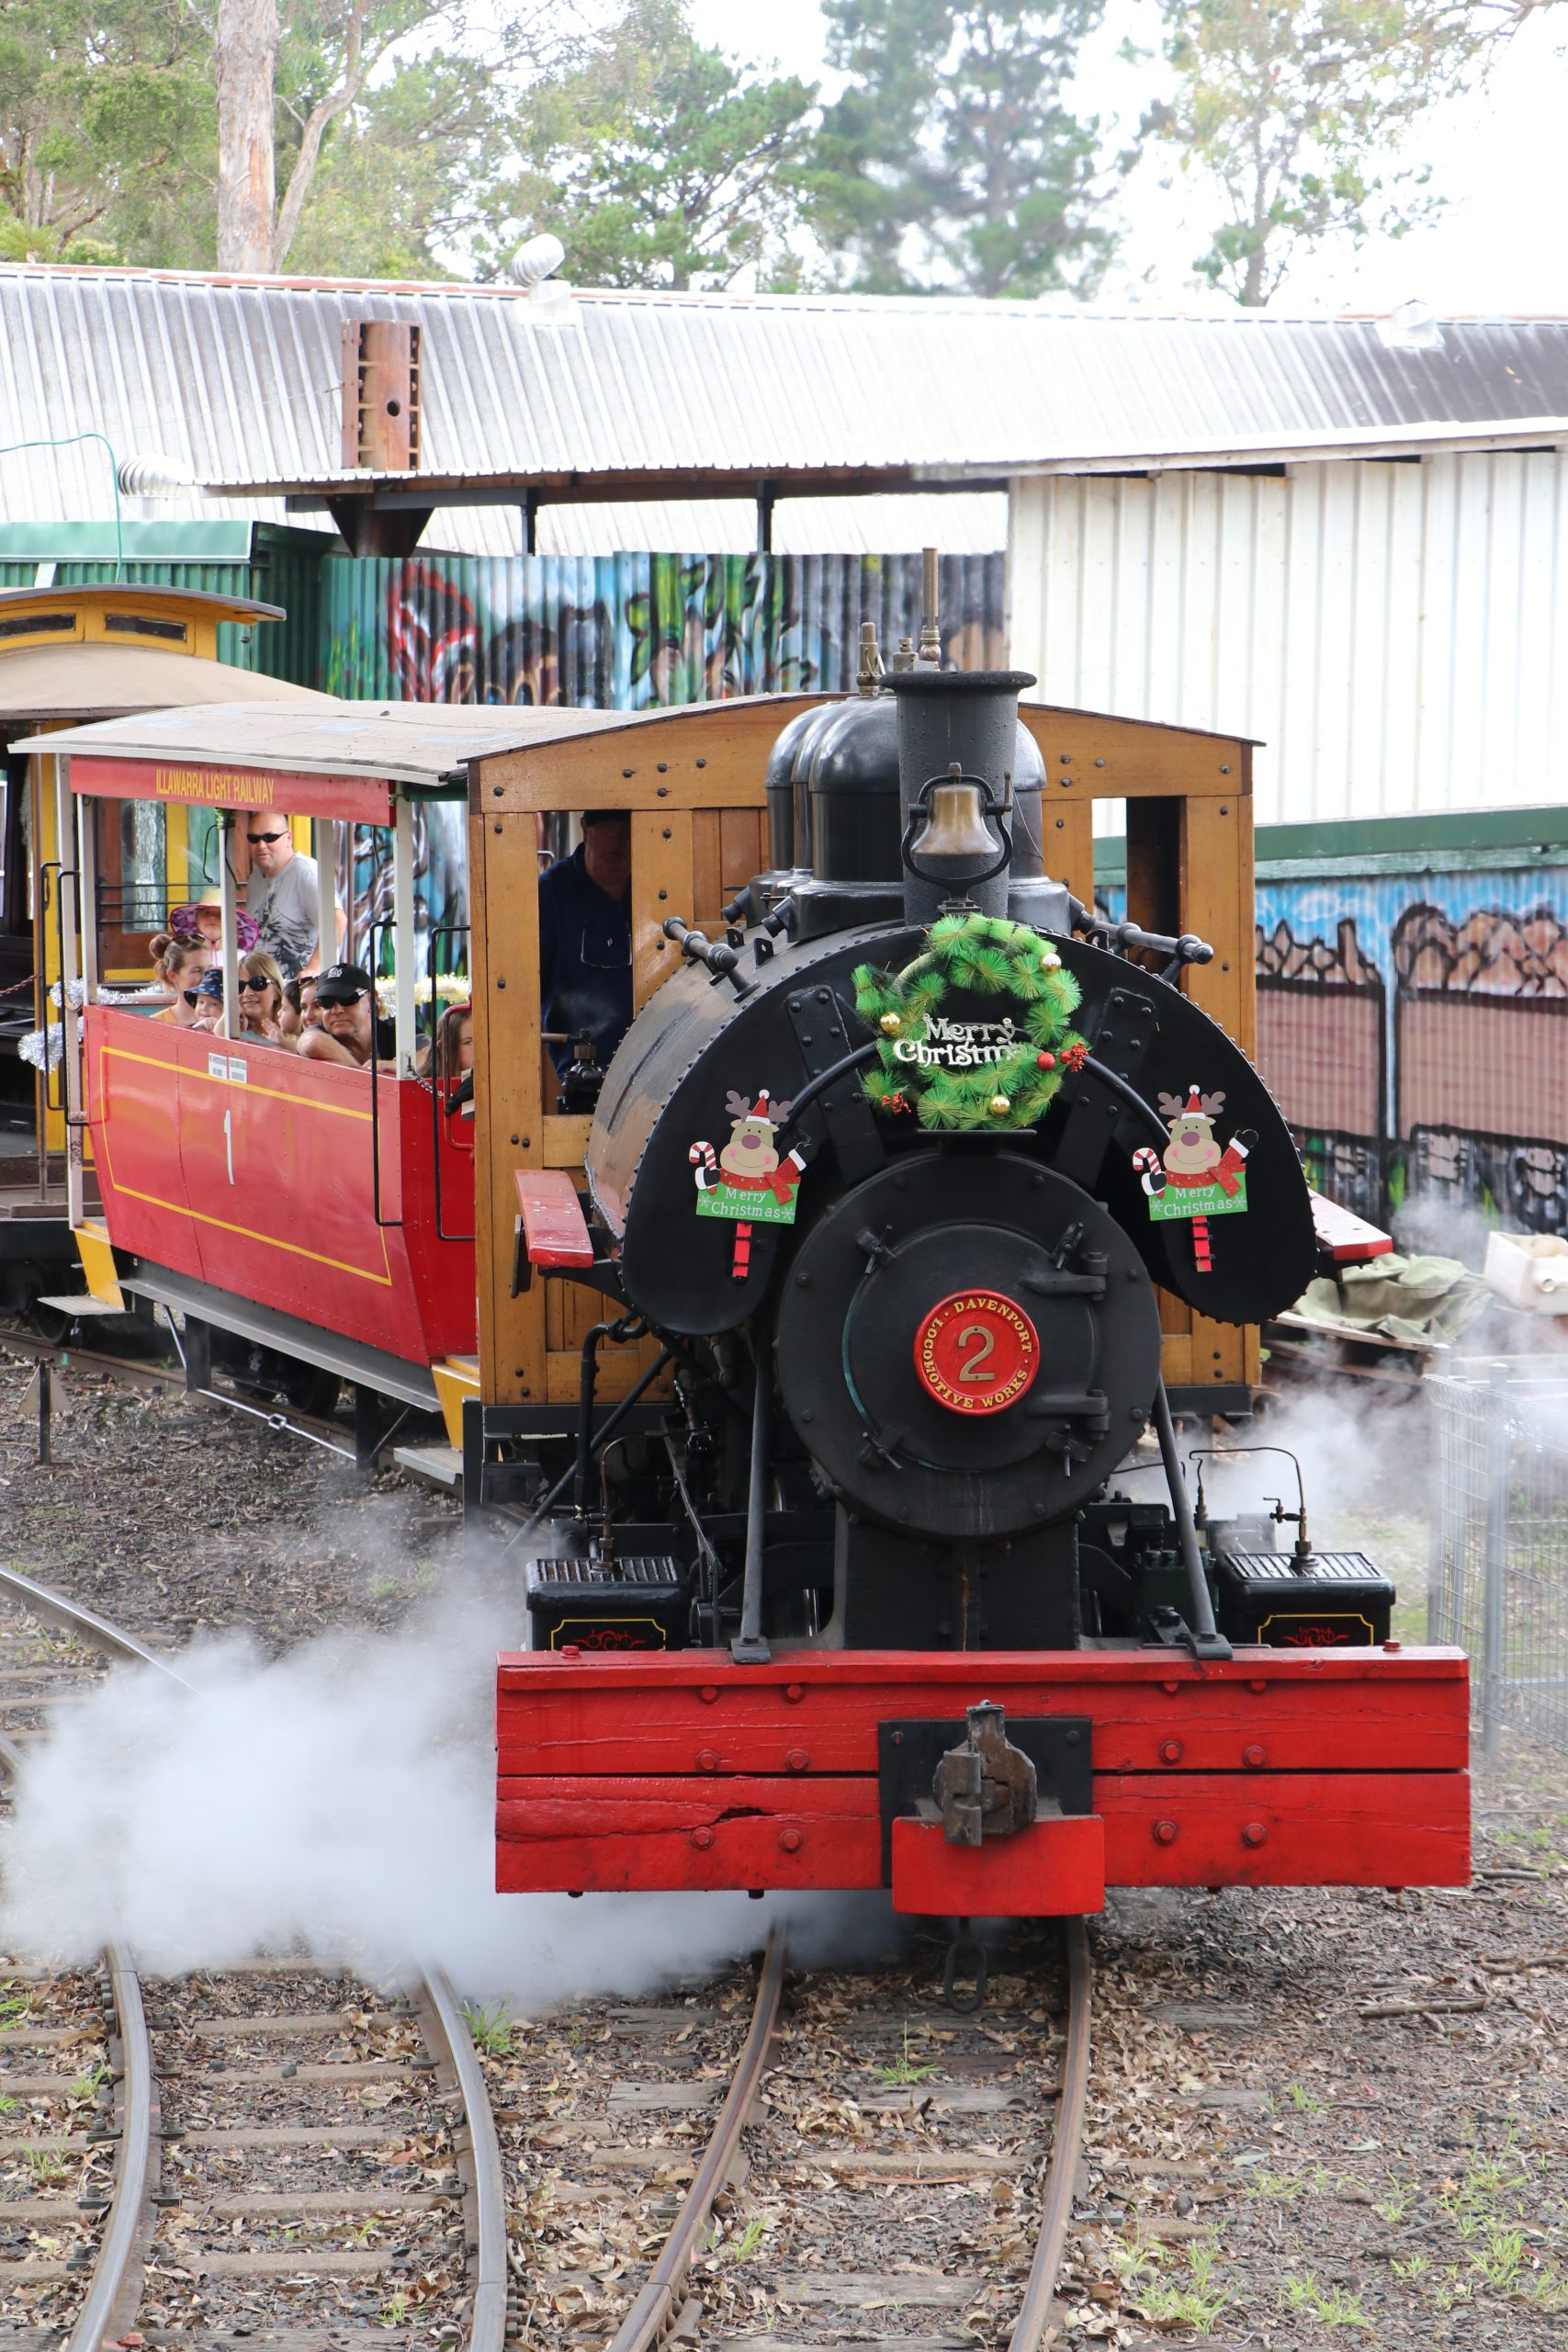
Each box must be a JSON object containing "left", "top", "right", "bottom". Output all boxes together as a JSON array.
[{"left": 1483, "top": 1230, "right": 1568, "bottom": 1315}]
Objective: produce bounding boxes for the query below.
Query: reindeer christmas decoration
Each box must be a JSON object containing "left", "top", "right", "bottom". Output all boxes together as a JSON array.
[
  {"left": 690, "top": 1091, "right": 807, "bottom": 1281},
  {"left": 1133, "top": 1083, "right": 1253, "bottom": 1274}
]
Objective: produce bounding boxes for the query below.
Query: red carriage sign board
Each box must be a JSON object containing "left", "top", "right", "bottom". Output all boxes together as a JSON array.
[{"left": 69, "top": 756, "right": 395, "bottom": 826}]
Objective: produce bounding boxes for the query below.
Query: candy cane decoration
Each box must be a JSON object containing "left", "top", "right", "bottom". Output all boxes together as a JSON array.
[
  {"left": 690, "top": 1138, "right": 753, "bottom": 1281},
  {"left": 1134, "top": 1141, "right": 1213, "bottom": 1270}
]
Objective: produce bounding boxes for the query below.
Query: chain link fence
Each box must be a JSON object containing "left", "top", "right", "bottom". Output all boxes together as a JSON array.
[{"left": 1429, "top": 1362, "right": 1568, "bottom": 1757}]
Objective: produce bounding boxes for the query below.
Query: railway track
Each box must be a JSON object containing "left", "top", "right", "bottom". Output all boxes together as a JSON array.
[
  {"left": 0, "top": 1555, "right": 1099, "bottom": 2352},
  {"left": 0, "top": 1563, "right": 506, "bottom": 2352},
  {"left": 0, "top": 1317, "right": 377, "bottom": 1464},
  {"left": 481, "top": 1915, "right": 1093, "bottom": 2352}
]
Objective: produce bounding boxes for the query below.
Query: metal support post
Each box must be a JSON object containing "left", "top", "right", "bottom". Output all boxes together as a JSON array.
[
  {"left": 52, "top": 755, "right": 85, "bottom": 1228},
  {"left": 183, "top": 1316, "right": 212, "bottom": 1395},
  {"left": 37, "top": 1363, "right": 51, "bottom": 1465},
  {"left": 314, "top": 818, "right": 339, "bottom": 970},
  {"left": 1482, "top": 1358, "right": 1510, "bottom": 1760},
  {"left": 391, "top": 797, "right": 417, "bottom": 1075},
  {"left": 1426, "top": 1341, "right": 1451, "bottom": 1645},
  {"left": 219, "top": 813, "right": 241, "bottom": 1040}
]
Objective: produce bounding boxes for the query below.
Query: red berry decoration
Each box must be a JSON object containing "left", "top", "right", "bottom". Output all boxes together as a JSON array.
[
  {"left": 1036, "top": 1050, "right": 1056, "bottom": 1070},
  {"left": 1061, "top": 1041, "right": 1089, "bottom": 1073}
]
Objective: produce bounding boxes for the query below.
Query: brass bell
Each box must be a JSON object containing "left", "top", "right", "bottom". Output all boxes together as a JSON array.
[{"left": 915, "top": 775, "right": 998, "bottom": 861}]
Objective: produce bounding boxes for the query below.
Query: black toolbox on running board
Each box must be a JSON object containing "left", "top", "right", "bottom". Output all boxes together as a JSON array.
[
  {"left": 525, "top": 1555, "right": 688, "bottom": 1651},
  {"left": 1211, "top": 1545, "right": 1393, "bottom": 1648}
]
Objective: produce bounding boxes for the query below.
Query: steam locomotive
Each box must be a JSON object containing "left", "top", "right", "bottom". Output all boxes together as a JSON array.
[{"left": 496, "top": 661, "right": 1469, "bottom": 1918}]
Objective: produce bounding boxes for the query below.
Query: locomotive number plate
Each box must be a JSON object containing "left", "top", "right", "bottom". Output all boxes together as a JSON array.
[{"left": 912, "top": 1290, "right": 1040, "bottom": 1415}]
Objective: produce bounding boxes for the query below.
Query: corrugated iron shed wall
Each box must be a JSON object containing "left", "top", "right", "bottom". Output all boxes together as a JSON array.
[
  {"left": 322, "top": 550, "right": 1007, "bottom": 704},
  {"left": 1010, "top": 452, "right": 1568, "bottom": 824}
]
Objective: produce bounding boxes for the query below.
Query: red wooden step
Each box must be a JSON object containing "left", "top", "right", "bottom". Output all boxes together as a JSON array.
[{"left": 514, "top": 1168, "right": 594, "bottom": 1267}]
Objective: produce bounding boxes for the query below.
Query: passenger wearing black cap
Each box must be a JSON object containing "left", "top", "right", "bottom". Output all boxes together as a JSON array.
[
  {"left": 537, "top": 809, "right": 632, "bottom": 1076},
  {"left": 297, "top": 963, "right": 396, "bottom": 1068}
]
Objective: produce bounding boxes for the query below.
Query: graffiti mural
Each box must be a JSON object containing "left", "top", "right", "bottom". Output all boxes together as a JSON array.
[
  {"left": 1254, "top": 875, "right": 1568, "bottom": 1235},
  {"left": 1256, "top": 915, "right": 1386, "bottom": 1223},
  {"left": 321, "top": 548, "right": 1007, "bottom": 983},
  {"left": 324, "top": 551, "right": 1007, "bottom": 707}
]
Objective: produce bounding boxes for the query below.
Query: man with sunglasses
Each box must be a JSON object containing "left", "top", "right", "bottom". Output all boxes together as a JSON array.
[
  {"left": 296, "top": 964, "right": 396, "bottom": 1069},
  {"left": 537, "top": 809, "right": 633, "bottom": 1079},
  {"left": 243, "top": 808, "right": 344, "bottom": 979}
]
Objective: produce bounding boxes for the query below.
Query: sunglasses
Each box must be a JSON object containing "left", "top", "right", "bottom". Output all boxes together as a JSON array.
[
  {"left": 320, "top": 991, "right": 366, "bottom": 1008},
  {"left": 238, "top": 977, "right": 275, "bottom": 995},
  {"left": 247, "top": 829, "right": 288, "bottom": 846}
]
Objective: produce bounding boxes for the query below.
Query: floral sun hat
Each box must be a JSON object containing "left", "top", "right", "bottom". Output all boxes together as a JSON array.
[{"left": 170, "top": 888, "right": 259, "bottom": 952}]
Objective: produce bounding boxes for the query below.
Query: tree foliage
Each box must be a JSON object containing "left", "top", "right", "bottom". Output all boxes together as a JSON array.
[
  {"left": 493, "top": 0, "right": 816, "bottom": 290},
  {"left": 1154, "top": 0, "right": 1550, "bottom": 304},
  {"left": 0, "top": 0, "right": 213, "bottom": 265},
  {"left": 805, "top": 0, "right": 1115, "bottom": 298}
]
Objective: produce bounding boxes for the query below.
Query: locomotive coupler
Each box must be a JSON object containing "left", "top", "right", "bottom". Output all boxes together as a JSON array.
[
  {"left": 933, "top": 1702, "right": 1038, "bottom": 1847},
  {"left": 942, "top": 1918, "right": 988, "bottom": 2015}
]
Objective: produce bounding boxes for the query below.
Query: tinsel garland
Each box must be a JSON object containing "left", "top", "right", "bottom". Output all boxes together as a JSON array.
[{"left": 852, "top": 911, "right": 1087, "bottom": 1131}]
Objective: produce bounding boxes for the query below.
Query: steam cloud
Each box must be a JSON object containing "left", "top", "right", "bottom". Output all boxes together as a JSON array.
[
  {"left": 0, "top": 1572, "right": 900, "bottom": 2005},
  {"left": 1, "top": 1384, "right": 1440, "bottom": 1999}
]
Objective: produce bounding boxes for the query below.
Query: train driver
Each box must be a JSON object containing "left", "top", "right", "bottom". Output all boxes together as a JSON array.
[
  {"left": 243, "top": 809, "right": 347, "bottom": 980},
  {"left": 537, "top": 809, "right": 632, "bottom": 1075}
]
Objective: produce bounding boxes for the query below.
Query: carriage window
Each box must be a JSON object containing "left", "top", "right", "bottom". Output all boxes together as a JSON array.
[
  {"left": 0, "top": 612, "right": 72, "bottom": 638},
  {"left": 91, "top": 798, "right": 170, "bottom": 977},
  {"left": 119, "top": 801, "right": 168, "bottom": 933},
  {"left": 104, "top": 614, "right": 187, "bottom": 643}
]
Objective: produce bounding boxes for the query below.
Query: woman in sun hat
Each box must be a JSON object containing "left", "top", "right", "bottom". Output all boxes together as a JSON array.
[{"left": 169, "top": 888, "right": 259, "bottom": 955}]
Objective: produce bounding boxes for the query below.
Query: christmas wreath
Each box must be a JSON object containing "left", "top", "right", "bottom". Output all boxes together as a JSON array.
[{"left": 852, "top": 911, "right": 1088, "bottom": 1131}]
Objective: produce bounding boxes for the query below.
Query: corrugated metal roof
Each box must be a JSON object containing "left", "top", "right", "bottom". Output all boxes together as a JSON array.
[{"left": 4, "top": 265, "right": 1567, "bottom": 521}]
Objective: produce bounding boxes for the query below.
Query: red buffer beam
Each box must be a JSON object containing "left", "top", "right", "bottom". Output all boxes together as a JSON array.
[{"left": 494, "top": 1645, "right": 1471, "bottom": 1910}]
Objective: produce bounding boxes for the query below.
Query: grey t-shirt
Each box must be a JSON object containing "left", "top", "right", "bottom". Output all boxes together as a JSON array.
[{"left": 246, "top": 851, "right": 322, "bottom": 978}]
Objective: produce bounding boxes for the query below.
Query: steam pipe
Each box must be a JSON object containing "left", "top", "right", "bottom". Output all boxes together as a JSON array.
[
  {"left": 733, "top": 1334, "right": 773, "bottom": 1664},
  {"left": 1150, "top": 1377, "right": 1232, "bottom": 1658},
  {"left": 507, "top": 1346, "right": 675, "bottom": 1550}
]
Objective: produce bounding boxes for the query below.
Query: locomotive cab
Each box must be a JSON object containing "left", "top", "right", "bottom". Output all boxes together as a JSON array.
[{"left": 494, "top": 648, "right": 1470, "bottom": 1920}]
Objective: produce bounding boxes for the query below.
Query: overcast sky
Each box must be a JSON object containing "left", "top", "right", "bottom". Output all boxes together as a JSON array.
[{"left": 686, "top": 0, "right": 1568, "bottom": 316}]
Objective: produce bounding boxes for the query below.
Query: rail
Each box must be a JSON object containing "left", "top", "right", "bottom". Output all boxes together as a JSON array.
[
  {"left": 0, "top": 1572, "right": 162, "bottom": 2352},
  {"left": 1008, "top": 1916, "right": 1095, "bottom": 2352},
  {"left": 604, "top": 1926, "right": 787, "bottom": 2352},
  {"left": 0, "top": 1559, "right": 193, "bottom": 1686},
  {"left": 0, "top": 1563, "right": 508, "bottom": 2352},
  {"left": 66, "top": 1943, "right": 156, "bottom": 2352},
  {"left": 416, "top": 1970, "right": 510, "bottom": 2352}
]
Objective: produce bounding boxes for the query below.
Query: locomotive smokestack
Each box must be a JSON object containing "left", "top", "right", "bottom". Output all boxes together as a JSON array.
[{"left": 887, "top": 667, "right": 1037, "bottom": 926}]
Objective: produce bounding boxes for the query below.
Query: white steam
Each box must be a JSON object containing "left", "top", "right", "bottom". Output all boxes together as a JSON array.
[{"left": 0, "top": 1575, "right": 900, "bottom": 2005}]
